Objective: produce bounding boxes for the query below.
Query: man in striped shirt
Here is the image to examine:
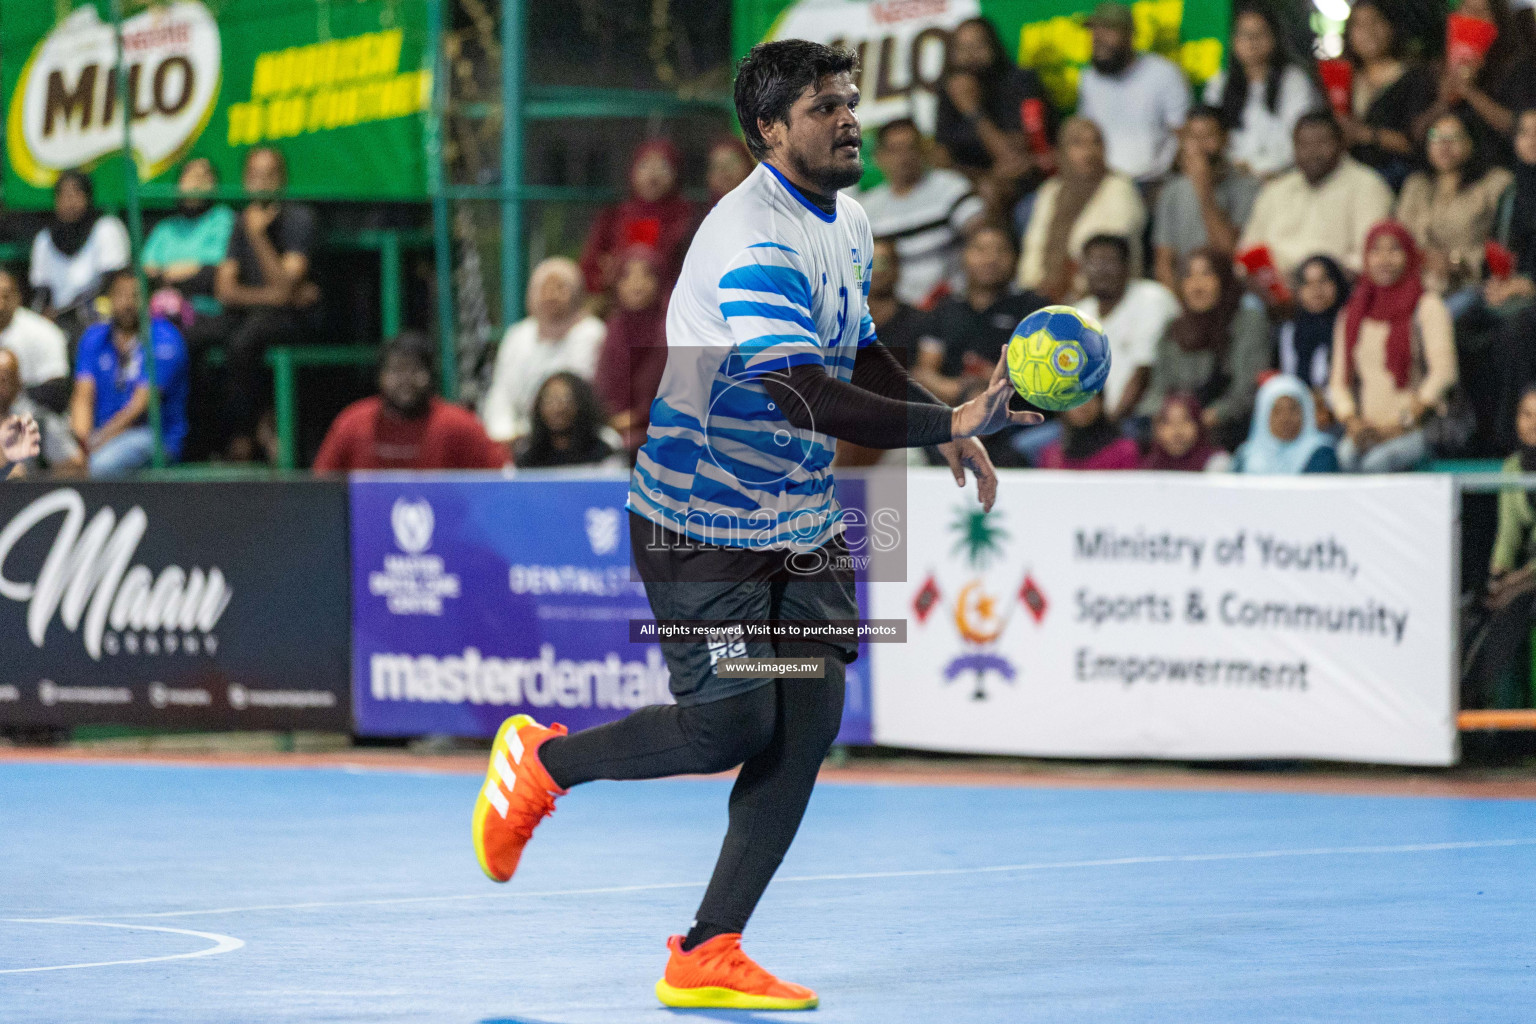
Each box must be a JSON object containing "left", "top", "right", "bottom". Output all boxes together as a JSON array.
[
  {"left": 857, "top": 117, "right": 987, "bottom": 308},
  {"left": 471, "top": 40, "right": 1036, "bottom": 1011}
]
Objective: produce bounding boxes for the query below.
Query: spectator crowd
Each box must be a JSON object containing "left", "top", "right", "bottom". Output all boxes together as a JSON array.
[
  {"left": 2, "top": 147, "right": 325, "bottom": 477},
  {"left": 844, "top": 0, "right": 1536, "bottom": 485},
  {"left": 5, "top": 0, "right": 1536, "bottom": 490},
  {"left": 0, "top": 127, "right": 747, "bottom": 477}
]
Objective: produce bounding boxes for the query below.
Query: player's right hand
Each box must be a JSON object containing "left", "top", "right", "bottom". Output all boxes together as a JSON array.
[{"left": 949, "top": 346, "right": 1044, "bottom": 440}]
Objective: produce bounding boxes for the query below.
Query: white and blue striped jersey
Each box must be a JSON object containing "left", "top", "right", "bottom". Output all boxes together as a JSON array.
[{"left": 627, "top": 162, "right": 876, "bottom": 550}]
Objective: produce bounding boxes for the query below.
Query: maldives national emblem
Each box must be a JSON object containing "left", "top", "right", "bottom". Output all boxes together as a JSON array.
[{"left": 910, "top": 505, "right": 1049, "bottom": 700}]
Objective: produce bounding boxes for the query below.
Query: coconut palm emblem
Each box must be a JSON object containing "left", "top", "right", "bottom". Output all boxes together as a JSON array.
[{"left": 941, "top": 507, "right": 1017, "bottom": 700}]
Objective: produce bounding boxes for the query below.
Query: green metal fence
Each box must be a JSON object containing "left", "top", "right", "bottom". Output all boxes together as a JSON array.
[{"left": 96, "top": 0, "right": 732, "bottom": 469}]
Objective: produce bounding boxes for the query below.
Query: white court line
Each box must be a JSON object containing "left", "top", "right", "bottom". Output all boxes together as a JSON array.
[
  {"left": 0, "top": 919, "right": 244, "bottom": 974},
  {"left": 16, "top": 836, "right": 1536, "bottom": 924}
]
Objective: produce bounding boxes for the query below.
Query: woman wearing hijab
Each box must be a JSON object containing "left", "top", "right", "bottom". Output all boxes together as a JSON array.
[
  {"left": 28, "top": 169, "right": 129, "bottom": 337},
  {"left": 479, "top": 257, "right": 606, "bottom": 444},
  {"left": 1233, "top": 374, "right": 1339, "bottom": 474},
  {"left": 593, "top": 246, "right": 670, "bottom": 456},
  {"left": 1328, "top": 220, "right": 1457, "bottom": 473},
  {"left": 1035, "top": 392, "right": 1140, "bottom": 470},
  {"left": 1017, "top": 117, "right": 1145, "bottom": 301},
  {"left": 1201, "top": 3, "right": 1322, "bottom": 178},
  {"left": 1140, "top": 393, "right": 1230, "bottom": 471},
  {"left": 705, "top": 137, "right": 754, "bottom": 207},
  {"left": 1139, "top": 247, "right": 1270, "bottom": 448},
  {"left": 1467, "top": 384, "right": 1536, "bottom": 707},
  {"left": 513, "top": 372, "right": 622, "bottom": 470},
  {"left": 579, "top": 139, "right": 697, "bottom": 295},
  {"left": 1277, "top": 255, "right": 1351, "bottom": 421}
]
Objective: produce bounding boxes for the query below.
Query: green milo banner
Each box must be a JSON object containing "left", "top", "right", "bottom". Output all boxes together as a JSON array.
[
  {"left": 2, "top": 0, "right": 430, "bottom": 208},
  {"left": 733, "top": 0, "right": 1228, "bottom": 130}
]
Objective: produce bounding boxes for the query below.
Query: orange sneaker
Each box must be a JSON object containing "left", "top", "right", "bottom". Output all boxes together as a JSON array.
[
  {"left": 471, "top": 714, "right": 567, "bottom": 883},
  {"left": 654, "top": 933, "right": 818, "bottom": 1010}
]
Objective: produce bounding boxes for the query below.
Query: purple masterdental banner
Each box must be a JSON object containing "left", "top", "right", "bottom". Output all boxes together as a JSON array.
[{"left": 349, "top": 473, "right": 872, "bottom": 744}]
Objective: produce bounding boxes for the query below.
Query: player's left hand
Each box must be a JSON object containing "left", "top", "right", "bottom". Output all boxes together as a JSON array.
[
  {"left": 937, "top": 436, "right": 1000, "bottom": 512},
  {"left": 950, "top": 345, "right": 1046, "bottom": 440}
]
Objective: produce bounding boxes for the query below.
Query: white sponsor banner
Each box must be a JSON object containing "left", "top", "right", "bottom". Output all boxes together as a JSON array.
[
  {"left": 768, "top": 0, "right": 980, "bottom": 136},
  {"left": 870, "top": 470, "right": 1457, "bottom": 766}
]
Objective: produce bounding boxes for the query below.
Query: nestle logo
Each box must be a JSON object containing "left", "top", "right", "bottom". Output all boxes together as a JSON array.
[{"left": 870, "top": 0, "right": 950, "bottom": 25}]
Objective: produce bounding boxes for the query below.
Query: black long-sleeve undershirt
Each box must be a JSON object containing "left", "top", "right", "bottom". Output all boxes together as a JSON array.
[
  {"left": 852, "top": 338, "right": 949, "bottom": 408},
  {"left": 759, "top": 341, "right": 953, "bottom": 450}
]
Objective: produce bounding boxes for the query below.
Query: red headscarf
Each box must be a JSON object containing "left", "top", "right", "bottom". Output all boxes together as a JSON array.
[
  {"left": 1141, "top": 393, "right": 1221, "bottom": 471},
  {"left": 594, "top": 245, "right": 670, "bottom": 451},
  {"left": 1342, "top": 220, "right": 1423, "bottom": 390},
  {"left": 579, "top": 139, "right": 698, "bottom": 294},
  {"left": 619, "top": 139, "right": 685, "bottom": 246},
  {"left": 706, "top": 136, "right": 754, "bottom": 204}
]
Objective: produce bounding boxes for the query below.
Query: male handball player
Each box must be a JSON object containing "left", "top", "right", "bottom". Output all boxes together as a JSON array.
[{"left": 472, "top": 39, "right": 1038, "bottom": 1011}]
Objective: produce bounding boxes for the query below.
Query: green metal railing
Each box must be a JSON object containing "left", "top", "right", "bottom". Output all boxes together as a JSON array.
[
  {"left": 424, "top": 0, "right": 732, "bottom": 401},
  {"left": 267, "top": 345, "right": 380, "bottom": 470},
  {"left": 113, "top": 0, "right": 164, "bottom": 469},
  {"left": 93, "top": 0, "right": 732, "bottom": 470},
  {"left": 322, "top": 229, "right": 431, "bottom": 340}
]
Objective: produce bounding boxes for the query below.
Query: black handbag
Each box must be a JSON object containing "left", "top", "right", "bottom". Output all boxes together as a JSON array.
[
  {"left": 1423, "top": 385, "right": 1477, "bottom": 457},
  {"left": 1412, "top": 311, "right": 1476, "bottom": 457}
]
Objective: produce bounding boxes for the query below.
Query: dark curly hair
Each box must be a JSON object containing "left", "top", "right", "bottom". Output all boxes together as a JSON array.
[{"left": 734, "top": 40, "right": 858, "bottom": 160}]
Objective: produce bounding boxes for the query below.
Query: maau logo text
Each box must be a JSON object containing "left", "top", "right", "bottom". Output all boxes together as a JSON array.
[{"left": 0, "top": 489, "right": 231, "bottom": 660}]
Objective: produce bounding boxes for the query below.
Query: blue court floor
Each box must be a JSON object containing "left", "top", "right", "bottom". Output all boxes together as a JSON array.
[{"left": 0, "top": 759, "right": 1532, "bottom": 1023}]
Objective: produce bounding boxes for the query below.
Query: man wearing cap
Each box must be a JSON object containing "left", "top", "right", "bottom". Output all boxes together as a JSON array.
[{"left": 1075, "top": 1, "right": 1192, "bottom": 185}]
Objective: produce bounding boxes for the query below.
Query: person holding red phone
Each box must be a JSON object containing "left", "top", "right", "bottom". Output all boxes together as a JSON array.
[
  {"left": 1488, "top": 108, "right": 1536, "bottom": 310},
  {"left": 578, "top": 139, "right": 698, "bottom": 296},
  {"left": 1412, "top": 0, "right": 1536, "bottom": 166}
]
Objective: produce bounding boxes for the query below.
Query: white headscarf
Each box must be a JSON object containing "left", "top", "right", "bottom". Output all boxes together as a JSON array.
[
  {"left": 1235, "top": 375, "right": 1334, "bottom": 475},
  {"left": 526, "top": 257, "right": 585, "bottom": 342}
]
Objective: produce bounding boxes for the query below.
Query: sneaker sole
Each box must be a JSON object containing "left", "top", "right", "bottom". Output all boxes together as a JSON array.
[
  {"left": 654, "top": 979, "right": 818, "bottom": 1010},
  {"left": 471, "top": 713, "right": 536, "bottom": 883}
]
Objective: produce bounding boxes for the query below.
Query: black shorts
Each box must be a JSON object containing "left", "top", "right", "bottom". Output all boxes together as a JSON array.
[{"left": 629, "top": 510, "right": 858, "bottom": 706}]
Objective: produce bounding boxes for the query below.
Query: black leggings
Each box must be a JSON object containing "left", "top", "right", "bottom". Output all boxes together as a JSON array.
[
  {"left": 216, "top": 310, "right": 302, "bottom": 442},
  {"left": 539, "top": 642, "right": 846, "bottom": 936},
  {"left": 1466, "top": 590, "right": 1536, "bottom": 709}
]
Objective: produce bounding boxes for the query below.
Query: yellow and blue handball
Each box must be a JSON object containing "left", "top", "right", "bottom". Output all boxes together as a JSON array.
[{"left": 1005, "top": 304, "right": 1111, "bottom": 412}]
